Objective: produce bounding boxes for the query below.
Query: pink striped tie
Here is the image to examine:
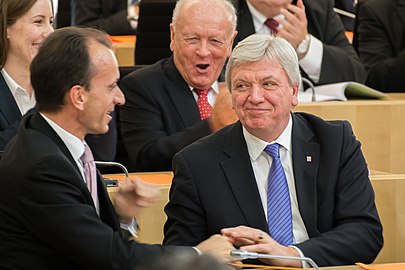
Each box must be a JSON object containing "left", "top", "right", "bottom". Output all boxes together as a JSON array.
[{"left": 81, "top": 144, "right": 99, "bottom": 214}]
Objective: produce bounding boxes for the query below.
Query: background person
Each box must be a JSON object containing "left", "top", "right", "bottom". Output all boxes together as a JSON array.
[
  {"left": 119, "top": 0, "right": 238, "bottom": 172},
  {"left": 232, "top": 0, "right": 365, "bottom": 86},
  {"left": 355, "top": 0, "right": 405, "bottom": 92}
]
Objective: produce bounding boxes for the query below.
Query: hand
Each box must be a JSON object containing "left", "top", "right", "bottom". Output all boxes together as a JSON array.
[
  {"left": 277, "top": 0, "right": 308, "bottom": 49},
  {"left": 196, "top": 234, "right": 237, "bottom": 263},
  {"left": 208, "top": 82, "right": 238, "bottom": 132},
  {"left": 113, "top": 177, "right": 160, "bottom": 222},
  {"left": 221, "top": 226, "right": 302, "bottom": 267}
]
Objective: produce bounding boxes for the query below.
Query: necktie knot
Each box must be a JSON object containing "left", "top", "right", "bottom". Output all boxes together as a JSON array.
[
  {"left": 264, "top": 18, "right": 279, "bottom": 34},
  {"left": 194, "top": 88, "right": 210, "bottom": 96},
  {"left": 81, "top": 144, "right": 94, "bottom": 164},
  {"left": 264, "top": 143, "right": 280, "bottom": 159}
]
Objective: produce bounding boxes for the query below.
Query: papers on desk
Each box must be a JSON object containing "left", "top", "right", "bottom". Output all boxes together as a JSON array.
[
  {"left": 356, "top": 262, "right": 405, "bottom": 270},
  {"left": 298, "top": 82, "right": 389, "bottom": 102}
]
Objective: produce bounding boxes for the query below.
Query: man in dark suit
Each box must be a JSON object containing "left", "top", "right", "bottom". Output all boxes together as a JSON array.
[
  {"left": 0, "top": 27, "right": 234, "bottom": 269},
  {"left": 120, "top": 0, "right": 238, "bottom": 172},
  {"left": 74, "top": 0, "right": 136, "bottom": 35},
  {"left": 355, "top": 0, "right": 405, "bottom": 92},
  {"left": 164, "top": 34, "right": 383, "bottom": 267},
  {"left": 232, "top": 0, "right": 366, "bottom": 86}
]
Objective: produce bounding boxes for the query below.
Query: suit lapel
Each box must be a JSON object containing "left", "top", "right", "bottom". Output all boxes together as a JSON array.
[
  {"left": 291, "top": 114, "right": 319, "bottom": 237},
  {"left": 0, "top": 74, "right": 21, "bottom": 125},
  {"left": 221, "top": 122, "right": 269, "bottom": 232},
  {"left": 163, "top": 58, "right": 201, "bottom": 126},
  {"left": 29, "top": 112, "right": 83, "bottom": 178}
]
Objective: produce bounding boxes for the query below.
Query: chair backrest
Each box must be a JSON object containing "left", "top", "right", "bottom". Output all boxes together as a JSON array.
[{"left": 134, "top": 0, "right": 176, "bottom": 65}]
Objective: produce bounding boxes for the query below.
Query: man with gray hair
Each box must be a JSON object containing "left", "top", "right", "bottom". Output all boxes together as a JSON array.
[
  {"left": 164, "top": 34, "right": 383, "bottom": 267},
  {"left": 120, "top": 0, "right": 239, "bottom": 172}
]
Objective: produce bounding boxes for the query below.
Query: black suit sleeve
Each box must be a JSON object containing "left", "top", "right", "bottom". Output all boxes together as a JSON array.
[
  {"left": 119, "top": 71, "right": 212, "bottom": 172},
  {"left": 75, "top": 0, "right": 134, "bottom": 35},
  {"left": 356, "top": 1, "right": 405, "bottom": 92},
  {"left": 163, "top": 152, "right": 210, "bottom": 246},
  {"left": 296, "top": 121, "right": 383, "bottom": 266}
]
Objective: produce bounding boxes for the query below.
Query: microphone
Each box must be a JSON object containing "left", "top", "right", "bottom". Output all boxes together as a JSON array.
[
  {"left": 95, "top": 161, "right": 129, "bottom": 181},
  {"left": 230, "top": 249, "right": 319, "bottom": 270},
  {"left": 301, "top": 77, "right": 316, "bottom": 102}
]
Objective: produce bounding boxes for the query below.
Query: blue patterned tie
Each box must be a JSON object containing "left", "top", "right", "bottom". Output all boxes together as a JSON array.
[{"left": 264, "top": 143, "right": 293, "bottom": 246}]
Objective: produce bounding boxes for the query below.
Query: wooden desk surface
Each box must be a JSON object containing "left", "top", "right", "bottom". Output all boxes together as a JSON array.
[
  {"left": 106, "top": 171, "right": 405, "bottom": 264},
  {"left": 293, "top": 94, "right": 405, "bottom": 173}
]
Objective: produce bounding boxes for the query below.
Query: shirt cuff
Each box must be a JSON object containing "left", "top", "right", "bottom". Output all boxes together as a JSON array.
[
  {"left": 120, "top": 218, "right": 138, "bottom": 238},
  {"left": 299, "top": 34, "right": 323, "bottom": 83},
  {"left": 192, "top": 247, "right": 203, "bottom": 256},
  {"left": 289, "top": 245, "right": 310, "bottom": 268}
]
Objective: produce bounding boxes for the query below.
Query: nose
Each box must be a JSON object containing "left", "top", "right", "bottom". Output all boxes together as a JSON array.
[
  {"left": 248, "top": 85, "right": 265, "bottom": 103},
  {"left": 195, "top": 40, "right": 211, "bottom": 58},
  {"left": 114, "top": 87, "right": 126, "bottom": 106}
]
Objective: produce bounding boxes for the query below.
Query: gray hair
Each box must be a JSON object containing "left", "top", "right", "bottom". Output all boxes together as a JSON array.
[
  {"left": 171, "top": 0, "right": 237, "bottom": 33},
  {"left": 225, "top": 34, "right": 301, "bottom": 91}
]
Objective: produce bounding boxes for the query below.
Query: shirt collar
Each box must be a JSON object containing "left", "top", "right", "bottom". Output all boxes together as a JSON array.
[
  {"left": 243, "top": 114, "right": 293, "bottom": 161},
  {"left": 188, "top": 81, "right": 219, "bottom": 93},
  {"left": 40, "top": 113, "right": 85, "bottom": 161}
]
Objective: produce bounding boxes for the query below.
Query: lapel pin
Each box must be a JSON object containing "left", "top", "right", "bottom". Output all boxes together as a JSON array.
[{"left": 306, "top": 156, "right": 312, "bottom": 163}]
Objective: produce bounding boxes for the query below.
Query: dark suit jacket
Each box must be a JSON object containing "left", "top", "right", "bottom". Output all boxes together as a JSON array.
[
  {"left": 234, "top": 0, "right": 366, "bottom": 85},
  {"left": 0, "top": 112, "right": 191, "bottom": 270},
  {"left": 75, "top": 0, "right": 134, "bottom": 35},
  {"left": 164, "top": 113, "right": 383, "bottom": 266},
  {"left": 119, "top": 57, "right": 212, "bottom": 172},
  {"left": 0, "top": 72, "right": 117, "bottom": 160},
  {"left": 0, "top": 73, "right": 21, "bottom": 150},
  {"left": 356, "top": 0, "right": 405, "bottom": 92}
]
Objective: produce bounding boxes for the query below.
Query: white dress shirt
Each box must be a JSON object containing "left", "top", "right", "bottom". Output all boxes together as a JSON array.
[{"left": 242, "top": 115, "right": 309, "bottom": 246}]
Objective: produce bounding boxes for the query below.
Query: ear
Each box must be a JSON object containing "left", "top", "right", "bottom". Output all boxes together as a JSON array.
[
  {"left": 227, "top": 31, "right": 238, "bottom": 57},
  {"left": 68, "top": 85, "right": 87, "bottom": 111},
  {"left": 291, "top": 84, "right": 299, "bottom": 107},
  {"left": 169, "top": 23, "right": 175, "bottom": 52}
]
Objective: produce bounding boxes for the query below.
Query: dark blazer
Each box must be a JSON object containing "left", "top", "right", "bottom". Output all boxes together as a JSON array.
[
  {"left": 356, "top": 0, "right": 405, "bottom": 92},
  {"left": 0, "top": 73, "right": 21, "bottom": 150},
  {"left": 0, "top": 72, "right": 117, "bottom": 160},
  {"left": 164, "top": 113, "right": 383, "bottom": 267},
  {"left": 75, "top": 0, "right": 134, "bottom": 35},
  {"left": 0, "top": 112, "right": 190, "bottom": 270},
  {"left": 234, "top": 0, "right": 366, "bottom": 85},
  {"left": 119, "top": 57, "right": 212, "bottom": 172}
]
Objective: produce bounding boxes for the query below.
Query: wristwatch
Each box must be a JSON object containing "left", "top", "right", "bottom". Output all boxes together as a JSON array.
[{"left": 296, "top": 34, "right": 311, "bottom": 60}]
